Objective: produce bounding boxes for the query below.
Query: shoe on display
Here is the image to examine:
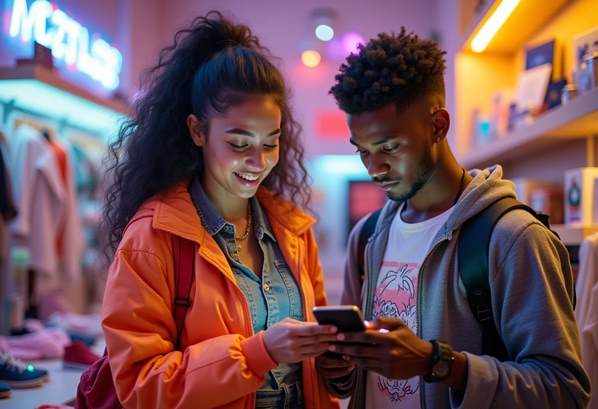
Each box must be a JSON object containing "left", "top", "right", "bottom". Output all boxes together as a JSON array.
[
  {"left": 63, "top": 341, "right": 100, "bottom": 370},
  {"left": 0, "top": 382, "right": 10, "bottom": 398},
  {"left": 0, "top": 352, "right": 48, "bottom": 388},
  {"left": 67, "top": 332, "right": 96, "bottom": 347},
  {"left": 1, "top": 328, "right": 70, "bottom": 360}
]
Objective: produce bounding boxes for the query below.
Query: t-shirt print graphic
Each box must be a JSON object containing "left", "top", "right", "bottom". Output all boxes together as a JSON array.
[{"left": 372, "top": 261, "right": 420, "bottom": 404}]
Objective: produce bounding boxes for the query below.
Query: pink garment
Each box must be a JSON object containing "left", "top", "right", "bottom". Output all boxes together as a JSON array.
[
  {"left": 46, "top": 139, "right": 69, "bottom": 260},
  {"left": 7, "top": 125, "right": 83, "bottom": 283},
  {"left": 576, "top": 233, "right": 598, "bottom": 409},
  {"left": 0, "top": 328, "right": 70, "bottom": 360},
  {"left": 23, "top": 318, "right": 46, "bottom": 332}
]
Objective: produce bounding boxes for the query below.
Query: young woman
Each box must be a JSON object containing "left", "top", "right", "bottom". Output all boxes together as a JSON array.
[{"left": 101, "top": 12, "right": 339, "bottom": 409}]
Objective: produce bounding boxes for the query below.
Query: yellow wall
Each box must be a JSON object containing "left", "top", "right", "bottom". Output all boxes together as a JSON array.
[{"left": 523, "top": 0, "right": 598, "bottom": 82}]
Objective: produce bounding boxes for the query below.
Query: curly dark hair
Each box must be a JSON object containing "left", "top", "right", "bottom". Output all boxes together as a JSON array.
[
  {"left": 103, "top": 11, "right": 309, "bottom": 256},
  {"left": 330, "top": 28, "right": 446, "bottom": 114}
]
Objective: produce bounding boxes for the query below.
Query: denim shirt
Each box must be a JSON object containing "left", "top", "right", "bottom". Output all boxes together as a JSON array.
[{"left": 189, "top": 178, "right": 304, "bottom": 399}]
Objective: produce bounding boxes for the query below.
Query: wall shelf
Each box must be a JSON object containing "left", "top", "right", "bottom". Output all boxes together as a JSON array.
[
  {"left": 0, "top": 64, "right": 129, "bottom": 140},
  {"left": 0, "top": 65, "right": 129, "bottom": 114},
  {"left": 460, "top": 0, "right": 570, "bottom": 53},
  {"left": 461, "top": 87, "right": 598, "bottom": 169}
]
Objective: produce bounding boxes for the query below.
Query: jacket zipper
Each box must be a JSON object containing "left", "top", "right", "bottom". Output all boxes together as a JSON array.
[
  {"left": 359, "top": 235, "right": 381, "bottom": 408},
  {"left": 363, "top": 237, "right": 377, "bottom": 321},
  {"left": 357, "top": 239, "right": 373, "bottom": 409},
  {"left": 416, "top": 233, "right": 451, "bottom": 409}
]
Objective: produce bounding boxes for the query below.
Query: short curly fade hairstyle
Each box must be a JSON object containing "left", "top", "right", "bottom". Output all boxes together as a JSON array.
[{"left": 330, "top": 28, "right": 446, "bottom": 114}]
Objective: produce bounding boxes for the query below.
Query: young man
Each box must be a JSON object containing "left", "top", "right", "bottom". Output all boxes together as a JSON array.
[{"left": 316, "top": 29, "right": 591, "bottom": 408}]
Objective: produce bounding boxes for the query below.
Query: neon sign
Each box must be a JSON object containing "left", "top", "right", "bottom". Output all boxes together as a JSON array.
[{"left": 9, "top": 0, "right": 123, "bottom": 90}]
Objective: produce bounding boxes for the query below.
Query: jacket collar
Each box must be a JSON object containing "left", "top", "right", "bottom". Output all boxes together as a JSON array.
[
  {"left": 145, "top": 180, "right": 315, "bottom": 245},
  {"left": 188, "top": 176, "right": 277, "bottom": 242}
]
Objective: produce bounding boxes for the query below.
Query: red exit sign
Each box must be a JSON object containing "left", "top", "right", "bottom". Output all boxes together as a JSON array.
[{"left": 315, "top": 110, "right": 350, "bottom": 139}]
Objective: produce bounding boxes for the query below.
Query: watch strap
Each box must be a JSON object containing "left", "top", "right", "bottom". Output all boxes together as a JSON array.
[{"left": 424, "top": 339, "right": 454, "bottom": 382}]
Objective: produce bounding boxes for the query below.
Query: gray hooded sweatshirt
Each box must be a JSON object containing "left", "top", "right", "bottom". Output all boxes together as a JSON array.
[{"left": 329, "top": 166, "right": 591, "bottom": 409}]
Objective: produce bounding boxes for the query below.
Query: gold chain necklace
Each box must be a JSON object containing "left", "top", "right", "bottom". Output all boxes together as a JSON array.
[{"left": 235, "top": 204, "right": 252, "bottom": 247}]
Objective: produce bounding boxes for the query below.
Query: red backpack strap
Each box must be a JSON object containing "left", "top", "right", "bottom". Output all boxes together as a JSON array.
[{"left": 172, "top": 235, "right": 195, "bottom": 350}]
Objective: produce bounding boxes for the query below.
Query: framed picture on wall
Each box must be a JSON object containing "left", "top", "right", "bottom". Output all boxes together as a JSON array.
[{"left": 347, "top": 180, "right": 387, "bottom": 238}]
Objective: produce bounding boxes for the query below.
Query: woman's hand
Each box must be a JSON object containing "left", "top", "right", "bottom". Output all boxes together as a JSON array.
[
  {"left": 315, "top": 352, "right": 355, "bottom": 380},
  {"left": 263, "top": 318, "right": 338, "bottom": 364}
]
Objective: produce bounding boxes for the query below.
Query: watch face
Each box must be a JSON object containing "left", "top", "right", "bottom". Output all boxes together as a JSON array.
[{"left": 433, "top": 360, "right": 450, "bottom": 378}]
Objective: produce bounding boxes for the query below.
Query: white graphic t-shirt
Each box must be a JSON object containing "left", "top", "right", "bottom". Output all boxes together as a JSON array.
[{"left": 366, "top": 203, "right": 455, "bottom": 408}]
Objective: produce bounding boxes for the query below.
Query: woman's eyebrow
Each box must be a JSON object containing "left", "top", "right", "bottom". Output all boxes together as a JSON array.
[{"left": 224, "top": 128, "right": 281, "bottom": 137}]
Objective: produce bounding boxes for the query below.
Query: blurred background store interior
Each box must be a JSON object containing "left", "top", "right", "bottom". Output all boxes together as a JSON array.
[{"left": 0, "top": 0, "right": 597, "bottom": 406}]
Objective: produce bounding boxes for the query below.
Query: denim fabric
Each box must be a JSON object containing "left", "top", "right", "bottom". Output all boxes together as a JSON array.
[
  {"left": 189, "top": 178, "right": 303, "bottom": 406},
  {"left": 255, "top": 382, "right": 304, "bottom": 409}
]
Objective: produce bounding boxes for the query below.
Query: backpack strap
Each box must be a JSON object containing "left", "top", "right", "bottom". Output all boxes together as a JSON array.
[
  {"left": 459, "top": 197, "right": 539, "bottom": 360},
  {"left": 172, "top": 235, "right": 195, "bottom": 350},
  {"left": 357, "top": 209, "right": 382, "bottom": 288}
]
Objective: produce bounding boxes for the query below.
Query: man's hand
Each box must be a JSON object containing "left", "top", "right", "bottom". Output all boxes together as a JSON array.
[{"left": 330, "top": 316, "right": 433, "bottom": 379}]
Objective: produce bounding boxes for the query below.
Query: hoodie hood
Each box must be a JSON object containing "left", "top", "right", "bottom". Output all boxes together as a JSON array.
[{"left": 374, "top": 165, "right": 517, "bottom": 242}]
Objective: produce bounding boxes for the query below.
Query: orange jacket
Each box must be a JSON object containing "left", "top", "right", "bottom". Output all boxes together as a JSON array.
[{"left": 102, "top": 181, "right": 340, "bottom": 409}]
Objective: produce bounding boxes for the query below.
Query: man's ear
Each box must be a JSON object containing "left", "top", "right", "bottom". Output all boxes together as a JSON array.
[
  {"left": 431, "top": 109, "right": 450, "bottom": 143},
  {"left": 187, "top": 114, "right": 206, "bottom": 147}
]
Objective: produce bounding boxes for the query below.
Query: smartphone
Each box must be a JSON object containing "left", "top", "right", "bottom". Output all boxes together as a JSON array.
[{"left": 312, "top": 305, "right": 366, "bottom": 332}]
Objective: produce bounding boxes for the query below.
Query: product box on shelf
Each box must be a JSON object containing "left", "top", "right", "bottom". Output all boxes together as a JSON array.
[
  {"left": 574, "top": 27, "right": 598, "bottom": 92},
  {"left": 512, "top": 178, "right": 564, "bottom": 224},
  {"left": 564, "top": 168, "right": 598, "bottom": 226}
]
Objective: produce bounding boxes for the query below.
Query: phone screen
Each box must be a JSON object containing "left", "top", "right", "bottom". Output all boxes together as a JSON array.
[{"left": 313, "top": 305, "right": 366, "bottom": 332}]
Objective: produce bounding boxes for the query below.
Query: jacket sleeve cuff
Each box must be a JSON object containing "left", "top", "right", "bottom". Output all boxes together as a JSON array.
[
  {"left": 240, "top": 331, "right": 278, "bottom": 376},
  {"left": 449, "top": 352, "right": 498, "bottom": 409}
]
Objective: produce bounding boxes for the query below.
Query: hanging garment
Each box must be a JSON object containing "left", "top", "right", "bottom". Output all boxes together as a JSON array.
[
  {"left": 46, "top": 139, "right": 69, "bottom": 260},
  {"left": 0, "top": 139, "right": 18, "bottom": 335},
  {"left": 0, "top": 146, "right": 17, "bottom": 267},
  {"left": 0, "top": 146, "right": 18, "bottom": 222},
  {"left": 576, "top": 232, "right": 598, "bottom": 409},
  {"left": 6, "top": 125, "right": 83, "bottom": 291},
  {"left": 68, "top": 142, "right": 100, "bottom": 198}
]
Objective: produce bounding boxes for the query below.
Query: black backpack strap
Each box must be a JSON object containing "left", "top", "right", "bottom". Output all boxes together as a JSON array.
[
  {"left": 357, "top": 209, "right": 382, "bottom": 288},
  {"left": 459, "top": 197, "right": 536, "bottom": 360},
  {"left": 172, "top": 235, "right": 195, "bottom": 350}
]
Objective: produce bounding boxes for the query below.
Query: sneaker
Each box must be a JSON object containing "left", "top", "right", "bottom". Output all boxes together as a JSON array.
[
  {"left": 0, "top": 352, "right": 48, "bottom": 388},
  {"left": 67, "top": 332, "right": 96, "bottom": 347},
  {"left": 0, "top": 382, "right": 10, "bottom": 398},
  {"left": 63, "top": 341, "right": 100, "bottom": 370}
]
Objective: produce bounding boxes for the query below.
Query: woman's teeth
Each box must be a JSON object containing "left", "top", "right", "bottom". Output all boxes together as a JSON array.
[{"left": 235, "top": 172, "right": 259, "bottom": 181}]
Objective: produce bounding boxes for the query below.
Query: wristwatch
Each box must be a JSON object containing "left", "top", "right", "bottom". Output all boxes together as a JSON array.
[{"left": 423, "top": 340, "right": 454, "bottom": 382}]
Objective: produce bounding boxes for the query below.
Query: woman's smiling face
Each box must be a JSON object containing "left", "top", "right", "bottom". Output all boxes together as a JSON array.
[{"left": 188, "top": 94, "right": 282, "bottom": 205}]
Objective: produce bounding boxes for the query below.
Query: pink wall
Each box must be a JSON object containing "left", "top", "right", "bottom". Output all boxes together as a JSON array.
[
  {"left": 151, "top": 0, "right": 439, "bottom": 157},
  {"left": 1, "top": 0, "right": 441, "bottom": 155}
]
